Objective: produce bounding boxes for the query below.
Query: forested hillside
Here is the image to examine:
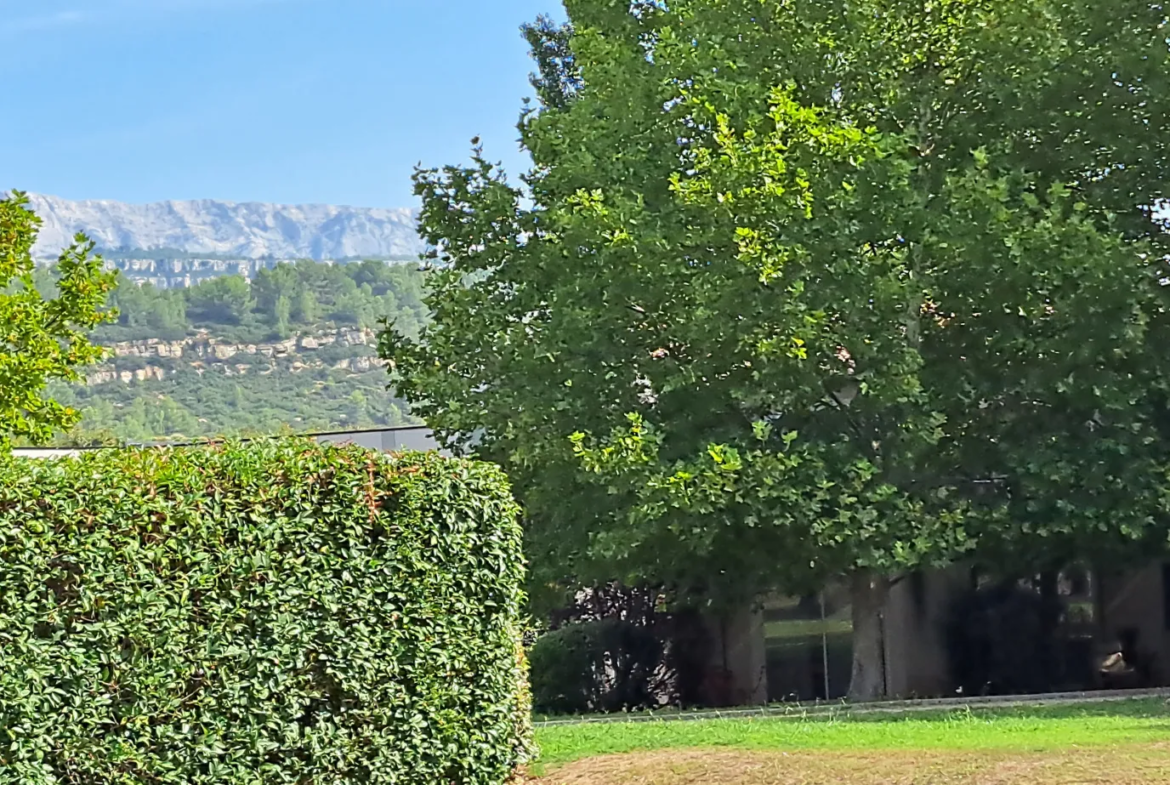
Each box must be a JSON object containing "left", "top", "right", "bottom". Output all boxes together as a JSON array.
[{"left": 40, "top": 259, "right": 428, "bottom": 444}]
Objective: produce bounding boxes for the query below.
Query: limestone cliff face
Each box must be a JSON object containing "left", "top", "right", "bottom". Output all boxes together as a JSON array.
[
  {"left": 86, "top": 367, "right": 170, "bottom": 385},
  {"left": 86, "top": 328, "right": 385, "bottom": 386},
  {"left": 25, "top": 193, "right": 423, "bottom": 261},
  {"left": 104, "top": 257, "right": 275, "bottom": 290}
]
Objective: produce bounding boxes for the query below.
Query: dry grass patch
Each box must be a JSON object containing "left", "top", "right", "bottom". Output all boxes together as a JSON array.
[{"left": 533, "top": 745, "right": 1170, "bottom": 785}]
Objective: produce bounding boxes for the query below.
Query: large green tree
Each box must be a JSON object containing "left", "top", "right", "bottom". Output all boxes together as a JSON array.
[
  {"left": 0, "top": 191, "right": 116, "bottom": 445},
  {"left": 383, "top": 0, "right": 1170, "bottom": 699}
]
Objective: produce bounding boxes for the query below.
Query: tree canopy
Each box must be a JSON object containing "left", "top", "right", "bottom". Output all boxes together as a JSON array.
[
  {"left": 100, "top": 257, "right": 428, "bottom": 344},
  {"left": 0, "top": 191, "right": 115, "bottom": 446},
  {"left": 382, "top": 0, "right": 1170, "bottom": 699}
]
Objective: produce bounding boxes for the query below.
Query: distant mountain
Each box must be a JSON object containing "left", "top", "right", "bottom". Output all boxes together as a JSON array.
[{"left": 24, "top": 193, "right": 424, "bottom": 261}]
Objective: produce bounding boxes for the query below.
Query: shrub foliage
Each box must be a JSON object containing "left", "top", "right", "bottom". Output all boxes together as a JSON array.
[
  {"left": 529, "top": 619, "right": 664, "bottom": 716},
  {"left": 0, "top": 441, "right": 530, "bottom": 784}
]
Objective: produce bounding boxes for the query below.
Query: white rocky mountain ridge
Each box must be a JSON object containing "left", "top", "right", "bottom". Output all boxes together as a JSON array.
[{"left": 24, "top": 192, "right": 424, "bottom": 261}]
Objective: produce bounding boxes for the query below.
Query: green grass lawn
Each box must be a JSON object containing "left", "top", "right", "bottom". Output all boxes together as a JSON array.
[{"left": 530, "top": 699, "right": 1170, "bottom": 783}]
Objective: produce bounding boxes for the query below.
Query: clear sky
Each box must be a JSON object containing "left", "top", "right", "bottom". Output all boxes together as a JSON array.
[{"left": 0, "top": 0, "right": 565, "bottom": 208}]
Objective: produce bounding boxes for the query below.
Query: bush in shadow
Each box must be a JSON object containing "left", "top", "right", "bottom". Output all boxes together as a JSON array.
[
  {"left": 529, "top": 618, "right": 665, "bottom": 715},
  {"left": 944, "top": 581, "right": 1066, "bottom": 696}
]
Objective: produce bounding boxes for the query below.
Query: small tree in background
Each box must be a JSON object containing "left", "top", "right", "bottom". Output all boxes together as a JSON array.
[{"left": 0, "top": 190, "right": 116, "bottom": 446}]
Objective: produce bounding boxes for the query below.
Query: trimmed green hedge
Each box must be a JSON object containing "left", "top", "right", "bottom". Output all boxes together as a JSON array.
[{"left": 0, "top": 441, "right": 531, "bottom": 784}]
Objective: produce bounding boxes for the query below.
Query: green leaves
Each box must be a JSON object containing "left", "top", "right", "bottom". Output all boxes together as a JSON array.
[
  {"left": 381, "top": 0, "right": 1170, "bottom": 619},
  {"left": 0, "top": 442, "right": 531, "bottom": 783},
  {"left": 0, "top": 191, "right": 116, "bottom": 447}
]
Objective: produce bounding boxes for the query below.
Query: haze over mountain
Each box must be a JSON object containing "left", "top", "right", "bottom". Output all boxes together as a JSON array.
[{"left": 24, "top": 193, "right": 424, "bottom": 261}]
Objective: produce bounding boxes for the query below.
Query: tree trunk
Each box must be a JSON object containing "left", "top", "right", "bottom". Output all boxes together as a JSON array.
[
  {"left": 1037, "top": 569, "right": 1060, "bottom": 693},
  {"left": 848, "top": 569, "right": 888, "bottom": 702}
]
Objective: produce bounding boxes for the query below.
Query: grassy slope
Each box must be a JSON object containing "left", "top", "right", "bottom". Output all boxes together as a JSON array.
[{"left": 533, "top": 699, "right": 1170, "bottom": 769}]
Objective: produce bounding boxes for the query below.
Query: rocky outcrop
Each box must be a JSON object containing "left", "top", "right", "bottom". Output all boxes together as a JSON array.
[
  {"left": 331, "top": 356, "right": 379, "bottom": 373},
  {"left": 86, "top": 328, "right": 385, "bottom": 386},
  {"left": 86, "top": 366, "right": 168, "bottom": 385},
  {"left": 25, "top": 193, "right": 424, "bottom": 261},
  {"left": 106, "top": 327, "right": 376, "bottom": 361},
  {"left": 104, "top": 257, "right": 275, "bottom": 290}
]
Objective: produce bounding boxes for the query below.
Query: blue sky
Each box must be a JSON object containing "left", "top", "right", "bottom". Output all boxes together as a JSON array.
[{"left": 0, "top": 0, "right": 564, "bottom": 208}]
